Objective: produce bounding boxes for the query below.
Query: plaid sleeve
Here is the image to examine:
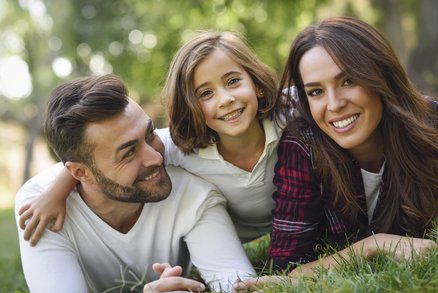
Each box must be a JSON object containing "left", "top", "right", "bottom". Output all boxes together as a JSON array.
[{"left": 268, "top": 131, "right": 324, "bottom": 270}]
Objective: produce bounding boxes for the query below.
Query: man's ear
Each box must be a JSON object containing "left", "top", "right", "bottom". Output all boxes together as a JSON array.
[{"left": 65, "top": 161, "right": 93, "bottom": 184}]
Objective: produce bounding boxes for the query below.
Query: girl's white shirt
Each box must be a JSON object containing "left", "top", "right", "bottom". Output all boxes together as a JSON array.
[{"left": 156, "top": 118, "right": 282, "bottom": 242}]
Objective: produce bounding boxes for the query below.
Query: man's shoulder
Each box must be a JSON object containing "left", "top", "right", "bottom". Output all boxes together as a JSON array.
[
  {"left": 15, "top": 163, "right": 65, "bottom": 206},
  {"left": 166, "top": 165, "right": 215, "bottom": 189},
  {"left": 165, "top": 165, "right": 226, "bottom": 204}
]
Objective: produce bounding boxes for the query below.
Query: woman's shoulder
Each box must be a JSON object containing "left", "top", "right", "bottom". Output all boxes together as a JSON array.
[{"left": 280, "top": 127, "right": 314, "bottom": 156}]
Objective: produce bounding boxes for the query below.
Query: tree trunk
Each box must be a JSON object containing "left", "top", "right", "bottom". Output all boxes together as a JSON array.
[
  {"left": 372, "top": 0, "right": 406, "bottom": 66},
  {"left": 408, "top": 0, "right": 438, "bottom": 96}
]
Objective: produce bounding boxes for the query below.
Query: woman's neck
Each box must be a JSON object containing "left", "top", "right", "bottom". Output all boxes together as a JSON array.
[
  {"left": 217, "top": 120, "right": 265, "bottom": 172},
  {"left": 349, "top": 129, "right": 385, "bottom": 173}
]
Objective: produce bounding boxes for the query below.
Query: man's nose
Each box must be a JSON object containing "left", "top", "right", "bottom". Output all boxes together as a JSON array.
[{"left": 139, "top": 142, "right": 163, "bottom": 168}]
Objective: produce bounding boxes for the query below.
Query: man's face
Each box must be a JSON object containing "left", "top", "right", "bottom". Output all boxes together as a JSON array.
[{"left": 84, "top": 99, "right": 171, "bottom": 203}]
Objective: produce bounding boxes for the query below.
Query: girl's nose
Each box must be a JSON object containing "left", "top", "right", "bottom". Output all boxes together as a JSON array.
[{"left": 218, "top": 90, "right": 235, "bottom": 108}]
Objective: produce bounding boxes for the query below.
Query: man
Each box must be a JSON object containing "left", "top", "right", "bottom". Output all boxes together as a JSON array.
[{"left": 15, "top": 74, "right": 255, "bottom": 293}]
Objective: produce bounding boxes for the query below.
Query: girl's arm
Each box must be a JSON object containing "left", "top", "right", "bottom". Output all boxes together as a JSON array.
[{"left": 18, "top": 166, "right": 78, "bottom": 246}]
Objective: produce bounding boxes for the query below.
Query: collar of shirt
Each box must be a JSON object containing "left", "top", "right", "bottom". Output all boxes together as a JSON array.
[{"left": 196, "top": 118, "right": 282, "bottom": 160}]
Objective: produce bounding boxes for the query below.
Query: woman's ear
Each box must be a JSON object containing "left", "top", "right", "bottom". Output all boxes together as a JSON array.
[{"left": 65, "top": 161, "right": 93, "bottom": 184}]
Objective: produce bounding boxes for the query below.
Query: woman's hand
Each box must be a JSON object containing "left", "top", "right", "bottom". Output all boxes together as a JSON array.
[{"left": 363, "top": 233, "right": 437, "bottom": 260}]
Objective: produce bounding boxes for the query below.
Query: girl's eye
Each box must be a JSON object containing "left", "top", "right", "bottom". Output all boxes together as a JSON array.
[
  {"left": 227, "top": 77, "right": 241, "bottom": 86},
  {"left": 306, "top": 88, "right": 323, "bottom": 97},
  {"left": 198, "top": 89, "right": 213, "bottom": 100}
]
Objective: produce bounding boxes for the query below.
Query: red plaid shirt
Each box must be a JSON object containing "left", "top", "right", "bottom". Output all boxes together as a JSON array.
[
  {"left": 268, "top": 129, "right": 379, "bottom": 270},
  {"left": 269, "top": 100, "right": 438, "bottom": 270}
]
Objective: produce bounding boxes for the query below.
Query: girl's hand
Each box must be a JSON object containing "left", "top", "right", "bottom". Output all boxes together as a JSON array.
[{"left": 18, "top": 192, "right": 66, "bottom": 246}]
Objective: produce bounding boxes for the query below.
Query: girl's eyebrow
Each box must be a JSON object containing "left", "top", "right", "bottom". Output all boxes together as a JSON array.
[
  {"left": 303, "top": 71, "right": 346, "bottom": 87},
  {"left": 195, "top": 70, "right": 243, "bottom": 92}
]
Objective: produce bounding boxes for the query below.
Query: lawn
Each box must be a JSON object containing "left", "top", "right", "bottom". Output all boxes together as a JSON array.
[
  {"left": 0, "top": 208, "right": 29, "bottom": 293},
  {"left": 3, "top": 206, "right": 438, "bottom": 293},
  {"left": 243, "top": 232, "right": 438, "bottom": 293}
]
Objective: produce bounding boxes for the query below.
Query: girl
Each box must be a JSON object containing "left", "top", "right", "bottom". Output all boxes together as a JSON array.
[
  {"left": 19, "top": 31, "right": 283, "bottom": 244},
  {"left": 235, "top": 16, "right": 438, "bottom": 290}
]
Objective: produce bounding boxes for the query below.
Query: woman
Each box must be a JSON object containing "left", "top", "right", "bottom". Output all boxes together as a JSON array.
[{"left": 235, "top": 16, "right": 438, "bottom": 290}]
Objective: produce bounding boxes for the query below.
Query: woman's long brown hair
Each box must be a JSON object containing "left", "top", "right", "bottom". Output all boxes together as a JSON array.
[{"left": 277, "top": 16, "right": 438, "bottom": 236}]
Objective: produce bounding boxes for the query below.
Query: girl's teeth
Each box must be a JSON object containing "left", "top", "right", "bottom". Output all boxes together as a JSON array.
[
  {"left": 332, "top": 115, "right": 358, "bottom": 128},
  {"left": 221, "top": 109, "right": 243, "bottom": 121}
]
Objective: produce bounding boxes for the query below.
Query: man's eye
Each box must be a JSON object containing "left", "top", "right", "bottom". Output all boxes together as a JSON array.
[
  {"left": 145, "top": 130, "right": 156, "bottom": 143},
  {"left": 122, "top": 147, "right": 135, "bottom": 160}
]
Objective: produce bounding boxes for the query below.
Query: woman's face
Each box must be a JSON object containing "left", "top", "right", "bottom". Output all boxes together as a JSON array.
[{"left": 299, "top": 45, "right": 383, "bottom": 158}]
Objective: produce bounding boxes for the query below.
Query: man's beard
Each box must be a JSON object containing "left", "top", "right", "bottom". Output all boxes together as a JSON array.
[{"left": 89, "top": 163, "right": 172, "bottom": 203}]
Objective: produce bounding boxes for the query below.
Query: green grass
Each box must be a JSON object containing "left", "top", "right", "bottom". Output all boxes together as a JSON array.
[
  {"left": 4, "top": 207, "right": 438, "bottom": 293},
  {"left": 242, "top": 232, "right": 438, "bottom": 293},
  {"left": 0, "top": 208, "right": 29, "bottom": 293}
]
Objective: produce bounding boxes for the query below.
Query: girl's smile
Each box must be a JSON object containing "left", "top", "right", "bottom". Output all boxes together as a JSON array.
[{"left": 193, "top": 49, "right": 261, "bottom": 141}]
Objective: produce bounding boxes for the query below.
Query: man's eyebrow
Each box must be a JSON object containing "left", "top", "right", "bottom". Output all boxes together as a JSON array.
[
  {"left": 303, "top": 71, "right": 346, "bottom": 87},
  {"left": 116, "top": 139, "right": 138, "bottom": 154},
  {"left": 115, "top": 118, "right": 154, "bottom": 154}
]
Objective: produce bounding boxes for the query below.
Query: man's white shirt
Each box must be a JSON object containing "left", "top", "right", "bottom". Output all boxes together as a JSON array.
[{"left": 15, "top": 163, "right": 255, "bottom": 293}]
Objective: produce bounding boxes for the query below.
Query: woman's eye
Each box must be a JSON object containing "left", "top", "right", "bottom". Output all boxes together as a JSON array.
[
  {"left": 343, "top": 78, "right": 353, "bottom": 86},
  {"left": 307, "top": 89, "right": 323, "bottom": 97}
]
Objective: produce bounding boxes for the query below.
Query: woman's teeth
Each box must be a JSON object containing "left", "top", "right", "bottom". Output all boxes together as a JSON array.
[
  {"left": 221, "top": 109, "right": 243, "bottom": 121},
  {"left": 332, "top": 114, "right": 359, "bottom": 128}
]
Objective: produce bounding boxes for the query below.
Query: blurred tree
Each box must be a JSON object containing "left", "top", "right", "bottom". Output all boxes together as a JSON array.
[
  {"left": 0, "top": 0, "right": 436, "bottom": 186},
  {"left": 408, "top": 0, "right": 438, "bottom": 96}
]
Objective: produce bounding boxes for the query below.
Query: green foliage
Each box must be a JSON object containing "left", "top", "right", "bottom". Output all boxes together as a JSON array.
[{"left": 0, "top": 208, "right": 28, "bottom": 293}]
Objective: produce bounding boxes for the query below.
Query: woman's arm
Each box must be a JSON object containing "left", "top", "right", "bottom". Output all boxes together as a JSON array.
[
  {"left": 233, "top": 233, "right": 436, "bottom": 292},
  {"left": 18, "top": 166, "right": 78, "bottom": 246},
  {"left": 291, "top": 233, "right": 436, "bottom": 276},
  {"left": 269, "top": 132, "right": 324, "bottom": 269}
]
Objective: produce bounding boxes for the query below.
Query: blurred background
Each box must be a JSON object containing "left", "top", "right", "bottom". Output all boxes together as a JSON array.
[{"left": 0, "top": 0, "right": 437, "bottom": 291}]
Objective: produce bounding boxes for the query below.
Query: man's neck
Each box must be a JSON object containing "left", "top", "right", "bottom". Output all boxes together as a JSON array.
[{"left": 77, "top": 184, "right": 144, "bottom": 233}]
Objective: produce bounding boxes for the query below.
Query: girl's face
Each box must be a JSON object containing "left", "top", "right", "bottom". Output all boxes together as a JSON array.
[
  {"left": 193, "top": 49, "right": 260, "bottom": 141},
  {"left": 299, "top": 45, "right": 383, "bottom": 158}
]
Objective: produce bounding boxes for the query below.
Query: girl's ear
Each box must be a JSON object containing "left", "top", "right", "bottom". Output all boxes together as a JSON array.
[
  {"left": 65, "top": 161, "right": 93, "bottom": 184},
  {"left": 256, "top": 86, "right": 264, "bottom": 98}
]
